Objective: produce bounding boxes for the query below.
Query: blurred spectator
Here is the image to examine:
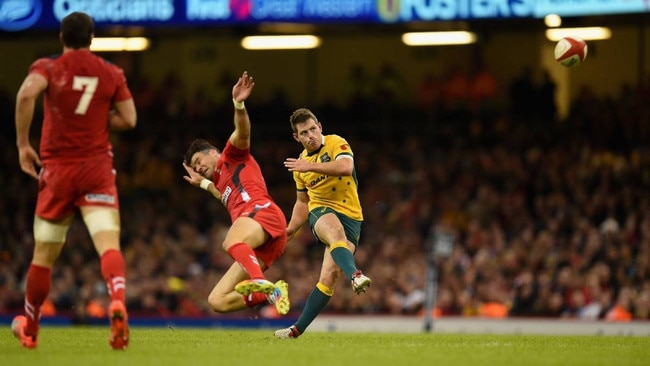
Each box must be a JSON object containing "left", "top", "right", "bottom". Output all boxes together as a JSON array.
[
  {"left": 509, "top": 65, "right": 536, "bottom": 121},
  {"left": 442, "top": 66, "right": 470, "bottom": 112},
  {"left": 468, "top": 62, "right": 497, "bottom": 116},
  {"left": 605, "top": 287, "right": 634, "bottom": 322},
  {"left": 537, "top": 69, "right": 557, "bottom": 123}
]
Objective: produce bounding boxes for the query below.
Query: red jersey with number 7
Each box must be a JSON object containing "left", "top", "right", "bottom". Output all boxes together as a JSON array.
[{"left": 29, "top": 49, "right": 132, "bottom": 162}]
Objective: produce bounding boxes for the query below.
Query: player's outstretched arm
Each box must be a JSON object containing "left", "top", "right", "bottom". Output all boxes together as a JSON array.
[
  {"left": 284, "top": 155, "right": 354, "bottom": 176},
  {"left": 229, "top": 71, "right": 255, "bottom": 150}
]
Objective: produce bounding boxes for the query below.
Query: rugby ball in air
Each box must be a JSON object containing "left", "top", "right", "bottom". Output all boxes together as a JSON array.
[{"left": 554, "top": 36, "right": 588, "bottom": 67}]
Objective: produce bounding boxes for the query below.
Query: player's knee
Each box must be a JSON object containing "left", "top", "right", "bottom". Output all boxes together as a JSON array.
[
  {"left": 207, "top": 292, "right": 228, "bottom": 313},
  {"left": 82, "top": 209, "right": 120, "bottom": 236}
]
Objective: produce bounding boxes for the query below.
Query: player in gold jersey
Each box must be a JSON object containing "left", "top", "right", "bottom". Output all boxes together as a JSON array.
[{"left": 274, "top": 108, "right": 371, "bottom": 339}]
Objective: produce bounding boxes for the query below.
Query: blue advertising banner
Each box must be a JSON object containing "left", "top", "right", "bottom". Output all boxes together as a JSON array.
[
  {"left": 534, "top": 0, "right": 649, "bottom": 17},
  {"left": 0, "top": 0, "right": 381, "bottom": 31},
  {"left": 1, "top": 0, "right": 648, "bottom": 32}
]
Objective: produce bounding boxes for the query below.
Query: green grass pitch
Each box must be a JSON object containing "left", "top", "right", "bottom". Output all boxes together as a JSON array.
[{"left": 1, "top": 327, "right": 649, "bottom": 366}]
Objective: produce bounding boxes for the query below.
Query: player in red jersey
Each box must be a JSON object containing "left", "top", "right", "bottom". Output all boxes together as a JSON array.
[
  {"left": 182, "top": 71, "right": 290, "bottom": 316},
  {"left": 11, "top": 12, "right": 136, "bottom": 350}
]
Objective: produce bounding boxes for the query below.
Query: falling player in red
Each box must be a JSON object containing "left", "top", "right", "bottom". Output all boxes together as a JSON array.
[
  {"left": 12, "top": 12, "right": 136, "bottom": 350},
  {"left": 182, "top": 71, "right": 290, "bottom": 317}
]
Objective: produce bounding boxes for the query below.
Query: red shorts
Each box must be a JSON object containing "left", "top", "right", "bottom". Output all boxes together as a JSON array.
[
  {"left": 238, "top": 201, "right": 287, "bottom": 268},
  {"left": 36, "top": 157, "right": 119, "bottom": 220}
]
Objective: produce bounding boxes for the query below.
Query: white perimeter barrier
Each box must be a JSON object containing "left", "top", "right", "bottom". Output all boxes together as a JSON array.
[{"left": 309, "top": 315, "right": 650, "bottom": 336}]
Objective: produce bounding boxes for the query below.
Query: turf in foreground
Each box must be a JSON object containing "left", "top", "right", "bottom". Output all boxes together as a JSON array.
[{"left": 1, "top": 327, "right": 648, "bottom": 366}]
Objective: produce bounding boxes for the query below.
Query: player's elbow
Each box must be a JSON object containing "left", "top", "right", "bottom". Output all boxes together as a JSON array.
[
  {"left": 338, "top": 159, "right": 354, "bottom": 176},
  {"left": 109, "top": 113, "right": 136, "bottom": 131},
  {"left": 16, "top": 90, "right": 36, "bottom": 106},
  {"left": 114, "top": 99, "right": 137, "bottom": 129},
  {"left": 121, "top": 106, "right": 137, "bottom": 129},
  {"left": 123, "top": 113, "right": 137, "bottom": 129},
  {"left": 341, "top": 166, "right": 353, "bottom": 176}
]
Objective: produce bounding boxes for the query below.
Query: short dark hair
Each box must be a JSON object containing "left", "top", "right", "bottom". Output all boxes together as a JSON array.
[
  {"left": 61, "top": 12, "right": 94, "bottom": 49},
  {"left": 289, "top": 108, "right": 318, "bottom": 133},
  {"left": 183, "top": 139, "right": 220, "bottom": 165}
]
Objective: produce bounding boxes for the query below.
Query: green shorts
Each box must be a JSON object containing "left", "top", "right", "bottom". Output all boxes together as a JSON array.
[{"left": 308, "top": 206, "right": 362, "bottom": 246}]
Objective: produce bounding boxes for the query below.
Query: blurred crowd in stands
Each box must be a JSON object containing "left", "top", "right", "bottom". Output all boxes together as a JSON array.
[{"left": 1, "top": 62, "right": 649, "bottom": 323}]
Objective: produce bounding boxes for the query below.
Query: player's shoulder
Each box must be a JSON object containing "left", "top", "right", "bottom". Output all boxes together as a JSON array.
[
  {"left": 324, "top": 134, "right": 351, "bottom": 151},
  {"left": 93, "top": 53, "right": 126, "bottom": 74},
  {"left": 223, "top": 139, "right": 250, "bottom": 159},
  {"left": 28, "top": 54, "right": 61, "bottom": 76},
  {"left": 324, "top": 134, "right": 346, "bottom": 144},
  {"left": 31, "top": 54, "right": 61, "bottom": 67}
]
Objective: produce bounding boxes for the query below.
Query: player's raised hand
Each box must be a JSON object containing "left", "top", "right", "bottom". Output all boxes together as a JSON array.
[
  {"left": 17, "top": 144, "right": 42, "bottom": 179},
  {"left": 232, "top": 71, "right": 255, "bottom": 103},
  {"left": 182, "top": 162, "right": 203, "bottom": 187}
]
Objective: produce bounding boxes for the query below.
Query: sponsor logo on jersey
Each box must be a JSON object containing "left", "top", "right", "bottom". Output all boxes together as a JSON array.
[
  {"left": 309, "top": 175, "right": 327, "bottom": 187},
  {"left": 320, "top": 153, "right": 331, "bottom": 163},
  {"left": 221, "top": 186, "right": 232, "bottom": 205},
  {"left": 85, "top": 193, "right": 115, "bottom": 204}
]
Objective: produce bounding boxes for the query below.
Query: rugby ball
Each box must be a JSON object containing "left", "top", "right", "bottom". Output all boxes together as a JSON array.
[{"left": 554, "top": 36, "right": 588, "bottom": 67}]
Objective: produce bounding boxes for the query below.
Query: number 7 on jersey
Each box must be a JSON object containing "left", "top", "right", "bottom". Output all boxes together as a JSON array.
[{"left": 72, "top": 76, "right": 98, "bottom": 115}]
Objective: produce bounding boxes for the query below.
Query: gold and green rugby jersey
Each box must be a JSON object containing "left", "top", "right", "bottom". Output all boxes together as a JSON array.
[{"left": 293, "top": 134, "right": 363, "bottom": 221}]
